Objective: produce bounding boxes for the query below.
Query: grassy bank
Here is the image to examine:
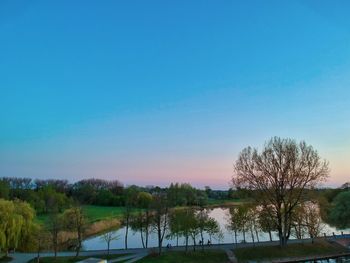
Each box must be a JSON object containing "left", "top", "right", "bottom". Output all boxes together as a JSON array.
[
  {"left": 206, "top": 198, "right": 248, "bottom": 207},
  {"left": 35, "top": 205, "right": 126, "bottom": 249},
  {"left": 234, "top": 240, "right": 348, "bottom": 262},
  {"left": 36, "top": 205, "right": 127, "bottom": 224},
  {"left": 138, "top": 250, "right": 228, "bottom": 263},
  {"left": 27, "top": 253, "right": 129, "bottom": 263}
]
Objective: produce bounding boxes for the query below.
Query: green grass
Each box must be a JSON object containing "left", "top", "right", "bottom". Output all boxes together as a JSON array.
[
  {"left": 36, "top": 205, "right": 128, "bottom": 224},
  {"left": 234, "top": 240, "right": 348, "bottom": 262},
  {"left": 137, "top": 250, "right": 228, "bottom": 263},
  {"left": 27, "top": 253, "right": 129, "bottom": 263},
  {"left": 82, "top": 205, "right": 127, "bottom": 222},
  {"left": 206, "top": 198, "right": 247, "bottom": 206}
]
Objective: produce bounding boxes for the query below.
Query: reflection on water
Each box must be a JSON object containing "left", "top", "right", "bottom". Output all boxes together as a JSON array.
[{"left": 82, "top": 207, "right": 349, "bottom": 251}]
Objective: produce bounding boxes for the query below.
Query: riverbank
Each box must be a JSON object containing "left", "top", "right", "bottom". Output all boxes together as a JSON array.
[
  {"left": 35, "top": 205, "right": 126, "bottom": 251},
  {"left": 233, "top": 239, "right": 349, "bottom": 262},
  {"left": 26, "top": 253, "right": 130, "bottom": 263},
  {"left": 138, "top": 250, "right": 228, "bottom": 263}
]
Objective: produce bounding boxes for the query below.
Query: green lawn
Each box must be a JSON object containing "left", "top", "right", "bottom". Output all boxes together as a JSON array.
[
  {"left": 36, "top": 205, "right": 128, "bottom": 224},
  {"left": 137, "top": 250, "right": 228, "bottom": 263},
  {"left": 82, "top": 205, "right": 127, "bottom": 222},
  {"left": 206, "top": 198, "right": 247, "bottom": 206},
  {"left": 234, "top": 240, "right": 348, "bottom": 262},
  {"left": 27, "top": 253, "right": 129, "bottom": 263}
]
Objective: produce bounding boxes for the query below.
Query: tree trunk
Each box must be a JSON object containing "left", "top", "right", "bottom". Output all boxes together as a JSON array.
[
  {"left": 140, "top": 221, "right": 145, "bottom": 249},
  {"left": 268, "top": 231, "right": 272, "bottom": 242},
  {"left": 145, "top": 228, "right": 149, "bottom": 248},
  {"left": 157, "top": 219, "right": 162, "bottom": 255},
  {"left": 255, "top": 229, "right": 260, "bottom": 242},
  {"left": 251, "top": 228, "right": 255, "bottom": 246},
  {"left": 125, "top": 218, "right": 129, "bottom": 250},
  {"left": 234, "top": 231, "right": 237, "bottom": 247},
  {"left": 200, "top": 231, "right": 204, "bottom": 251},
  {"left": 76, "top": 231, "right": 82, "bottom": 257}
]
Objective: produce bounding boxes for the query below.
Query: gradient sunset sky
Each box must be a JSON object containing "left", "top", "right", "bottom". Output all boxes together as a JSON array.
[{"left": 1, "top": 1, "right": 350, "bottom": 189}]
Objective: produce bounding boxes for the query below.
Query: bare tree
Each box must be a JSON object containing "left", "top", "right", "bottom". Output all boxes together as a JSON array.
[
  {"left": 233, "top": 137, "right": 329, "bottom": 246},
  {"left": 303, "top": 202, "right": 323, "bottom": 242},
  {"left": 47, "top": 212, "right": 63, "bottom": 259},
  {"left": 100, "top": 226, "right": 119, "bottom": 255}
]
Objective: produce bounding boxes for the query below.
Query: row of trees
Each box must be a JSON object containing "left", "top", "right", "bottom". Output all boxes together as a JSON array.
[
  {"left": 120, "top": 190, "right": 222, "bottom": 255},
  {"left": 0, "top": 178, "right": 222, "bottom": 216},
  {"left": 226, "top": 201, "right": 324, "bottom": 246},
  {"left": 0, "top": 198, "right": 91, "bottom": 259}
]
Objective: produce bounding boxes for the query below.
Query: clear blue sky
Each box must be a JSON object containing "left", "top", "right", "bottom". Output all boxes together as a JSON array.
[{"left": 1, "top": 0, "right": 350, "bottom": 188}]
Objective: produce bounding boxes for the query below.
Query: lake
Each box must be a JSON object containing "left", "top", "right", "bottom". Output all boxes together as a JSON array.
[{"left": 83, "top": 207, "right": 349, "bottom": 250}]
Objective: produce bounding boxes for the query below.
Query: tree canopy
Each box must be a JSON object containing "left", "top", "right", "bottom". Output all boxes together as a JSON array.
[{"left": 233, "top": 137, "right": 329, "bottom": 246}]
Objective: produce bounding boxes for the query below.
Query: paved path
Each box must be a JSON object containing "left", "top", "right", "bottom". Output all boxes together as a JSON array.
[{"left": 9, "top": 236, "right": 348, "bottom": 263}]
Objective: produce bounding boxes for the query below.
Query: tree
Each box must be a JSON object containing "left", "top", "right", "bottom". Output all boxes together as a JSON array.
[
  {"left": 32, "top": 224, "right": 50, "bottom": 263},
  {"left": 233, "top": 137, "right": 329, "bottom": 246},
  {"left": 123, "top": 186, "right": 138, "bottom": 250},
  {"left": 206, "top": 217, "right": 220, "bottom": 244},
  {"left": 169, "top": 208, "right": 195, "bottom": 252},
  {"left": 0, "top": 199, "right": 35, "bottom": 256},
  {"left": 46, "top": 212, "right": 63, "bottom": 259},
  {"left": 246, "top": 206, "right": 260, "bottom": 245},
  {"left": 303, "top": 202, "right": 323, "bottom": 242},
  {"left": 236, "top": 205, "right": 250, "bottom": 243},
  {"left": 63, "top": 206, "right": 87, "bottom": 257},
  {"left": 329, "top": 191, "right": 350, "bottom": 229},
  {"left": 291, "top": 204, "right": 307, "bottom": 240},
  {"left": 100, "top": 221, "right": 119, "bottom": 255},
  {"left": 130, "top": 211, "right": 152, "bottom": 249},
  {"left": 196, "top": 208, "right": 209, "bottom": 250},
  {"left": 168, "top": 208, "right": 183, "bottom": 247},
  {"left": 258, "top": 205, "right": 276, "bottom": 242},
  {"left": 131, "top": 192, "right": 153, "bottom": 248},
  {"left": 151, "top": 192, "right": 168, "bottom": 255},
  {"left": 226, "top": 207, "right": 241, "bottom": 246},
  {"left": 0, "top": 181, "right": 9, "bottom": 199}
]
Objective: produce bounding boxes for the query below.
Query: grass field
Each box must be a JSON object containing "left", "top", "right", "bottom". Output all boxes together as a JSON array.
[
  {"left": 206, "top": 198, "right": 247, "bottom": 207},
  {"left": 82, "top": 205, "right": 127, "bottom": 222},
  {"left": 137, "top": 250, "right": 228, "bottom": 263},
  {"left": 234, "top": 240, "right": 348, "bottom": 262},
  {"left": 36, "top": 205, "right": 128, "bottom": 224},
  {"left": 27, "top": 253, "right": 130, "bottom": 263}
]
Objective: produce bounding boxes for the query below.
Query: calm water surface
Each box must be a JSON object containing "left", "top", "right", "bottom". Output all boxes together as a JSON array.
[{"left": 83, "top": 207, "right": 349, "bottom": 250}]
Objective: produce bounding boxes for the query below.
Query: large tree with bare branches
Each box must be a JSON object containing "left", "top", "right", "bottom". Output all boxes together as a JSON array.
[{"left": 232, "top": 137, "right": 329, "bottom": 246}]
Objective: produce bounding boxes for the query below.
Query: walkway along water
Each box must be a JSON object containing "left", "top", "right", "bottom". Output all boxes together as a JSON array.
[{"left": 10, "top": 235, "right": 350, "bottom": 263}]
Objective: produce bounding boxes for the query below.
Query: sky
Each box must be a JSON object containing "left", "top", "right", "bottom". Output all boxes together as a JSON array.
[{"left": 1, "top": 0, "right": 350, "bottom": 189}]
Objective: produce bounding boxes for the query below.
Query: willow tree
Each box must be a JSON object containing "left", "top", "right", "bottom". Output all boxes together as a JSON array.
[
  {"left": 233, "top": 137, "right": 329, "bottom": 246},
  {"left": 0, "top": 199, "right": 35, "bottom": 256}
]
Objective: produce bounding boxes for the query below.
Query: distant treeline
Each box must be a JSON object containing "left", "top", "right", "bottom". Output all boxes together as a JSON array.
[{"left": 0, "top": 177, "right": 245, "bottom": 215}]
